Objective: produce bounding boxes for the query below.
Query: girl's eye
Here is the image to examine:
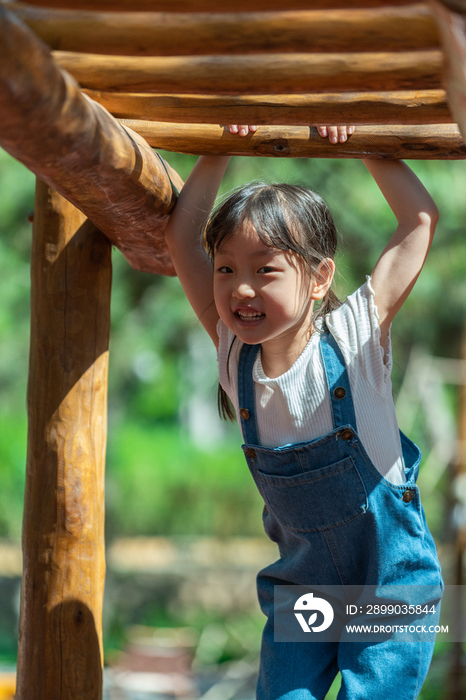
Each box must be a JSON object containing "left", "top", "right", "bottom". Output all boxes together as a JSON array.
[
  {"left": 217, "top": 266, "right": 233, "bottom": 273},
  {"left": 258, "top": 266, "right": 275, "bottom": 273}
]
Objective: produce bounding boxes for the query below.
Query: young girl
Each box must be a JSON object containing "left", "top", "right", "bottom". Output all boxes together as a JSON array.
[{"left": 163, "top": 136, "right": 443, "bottom": 699}]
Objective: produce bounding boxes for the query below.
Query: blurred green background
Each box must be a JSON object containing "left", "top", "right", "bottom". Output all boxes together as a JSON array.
[{"left": 0, "top": 147, "right": 465, "bottom": 697}]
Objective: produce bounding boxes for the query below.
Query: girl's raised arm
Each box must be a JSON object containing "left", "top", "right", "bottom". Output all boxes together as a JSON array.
[
  {"left": 363, "top": 159, "right": 439, "bottom": 349},
  {"left": 164, "top": 155, "right": 231, "bottom": 347}
]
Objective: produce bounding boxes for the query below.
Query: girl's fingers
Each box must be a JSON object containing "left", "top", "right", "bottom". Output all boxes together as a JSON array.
[
  {"left": 231, "top": 125, "right": 357, "bottom": 140},
  {"left": 237, "top": 125, "right": 253, "bottom": 136},
  {"left": 337, "top": 125, "right": 356, "bottom": 142},
  {"left": 228, "top": 125, "right": 257, "bottom": 136},
  {"left": 317, "top": 125, "right": 356, "bottom": 143},
  {"left": 327, "top": 126, "right": 339, "bottom": 144},
  {"left": 337, "top": 126, "right": 348, "bottom": 142}
]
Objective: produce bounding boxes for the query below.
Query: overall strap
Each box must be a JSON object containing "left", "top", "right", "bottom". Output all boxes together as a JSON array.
[
  {"left": 237, "top": 343, "right": 261, "bottom": 445},
  {"left": 320, "top": 329, "right": 358, "bottom": 432}
]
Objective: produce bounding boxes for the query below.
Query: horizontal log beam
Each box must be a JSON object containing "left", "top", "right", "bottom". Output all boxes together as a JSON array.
[
  {"left": 0, "top": 5, "right": 183, "bottom": 275},
  {"left": 10, "top": 1, "right": 423, "bottom": 13},
  {"left": 6, "top": 4, "right": 439, "bottom": 55},
  {"left": 118, "top": 121, "right": 466, "bottom": 159},
  {"left": 84, "top": 89, "right": 453, "bottom": 125},
  {"left": 55, "top": 50, "right": 444, "bottom": 94}
]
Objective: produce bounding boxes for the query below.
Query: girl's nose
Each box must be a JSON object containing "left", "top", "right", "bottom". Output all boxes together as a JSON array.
[{"left": 233, "top": 281, "right": 255, "bottom": 299}]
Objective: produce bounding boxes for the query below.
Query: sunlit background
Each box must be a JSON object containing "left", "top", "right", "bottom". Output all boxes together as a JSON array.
[{"left": 1, "top": 148, "right": 466, "bottom": 698}]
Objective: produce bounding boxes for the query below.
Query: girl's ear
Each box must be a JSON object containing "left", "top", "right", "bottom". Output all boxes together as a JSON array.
[{"left": 310, "top": 258, "right": 335, "bottom": 300}]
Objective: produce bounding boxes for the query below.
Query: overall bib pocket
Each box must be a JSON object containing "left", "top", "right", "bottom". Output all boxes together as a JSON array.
[{"left": 256, "top": 456, "right": 368, "bottom": 532}]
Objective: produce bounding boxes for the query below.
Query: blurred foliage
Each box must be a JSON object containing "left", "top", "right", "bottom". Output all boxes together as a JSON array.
[
  {"left": 105, "top": 424, "right": 262, "bottom": 539},
  {"left": 1, "top": 147, "right": 466, "bottom": 543}
]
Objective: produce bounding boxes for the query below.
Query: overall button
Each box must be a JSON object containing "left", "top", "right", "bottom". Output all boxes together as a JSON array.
[
  {"left": 340, "top": 429, "right": 354, "bottom": 441},
  {"left": 334, "top": 386, "right": 346, "bottom": 399},
  {"left": 239, "top": 408, "right": 250, "bottom": 420},
  {"left": 402, "top": 489, "right": 415, "bottom": 503},
  {"left": 244, "top": 448, "right": 257, "bottom": 459}
]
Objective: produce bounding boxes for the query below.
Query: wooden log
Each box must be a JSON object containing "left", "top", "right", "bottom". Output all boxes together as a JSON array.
[
  {"left": 0, "top": 5, "right": 183, "bottom": 276},
  {"left": 16, "top": 181, "right": 111, "bottom": 700},
  {"left": 119, "top": 121, "right": 466, "bottom": 158},
  {"left": 431, "top": 1, "right": 466, "bottom": 142},
  {"left": 10, "top": 0, "right": 423, "bottom": 13},
  {"left": 6, "top": 4, "right": 439, "bottom": 55},
  {"left": 55, "top": 49, "right": 444, "bottom": 94},
  {"left": 84, "top": 89, "right": 453, "bottom": 125}
]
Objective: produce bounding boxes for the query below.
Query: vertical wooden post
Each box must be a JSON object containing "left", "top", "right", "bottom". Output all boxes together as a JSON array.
[{"left": 16, "top": 180, "right": 112, "bottom": 700}]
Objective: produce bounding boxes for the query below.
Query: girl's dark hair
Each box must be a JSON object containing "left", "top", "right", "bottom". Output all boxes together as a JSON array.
[{"left": 204, "top": 182, "right": 341, "bottom": 421}]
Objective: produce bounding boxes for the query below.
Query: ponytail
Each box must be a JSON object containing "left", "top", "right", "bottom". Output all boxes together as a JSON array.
[
  {"left": 218, "top": 336, "right": 238, "bottom": 422},
  {"left": 218, "top": 385, "right": 236, "bottom": 422},
  {"left": 313, "top": 288, "right": 341, "bottom": 324}
]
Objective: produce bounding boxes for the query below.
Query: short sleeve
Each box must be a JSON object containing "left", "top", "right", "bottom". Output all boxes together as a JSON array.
[{"left": 326, "top": 276, "right": 393, "bottom": 397}]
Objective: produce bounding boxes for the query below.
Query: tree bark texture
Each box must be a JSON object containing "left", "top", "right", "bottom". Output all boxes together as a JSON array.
[
  {"left": 6, "top": 4, "right": 439, "bottom": 56},
  {"left": 10, "top": 0, "right": 421, "bottom": 13},
  {"left": 120, "top": 122, "right": 466, "bottom": 159},
  {"left": 0, "top": 5, "right": 183, "bottom": 276},
  {"left": 16, "top": 181, "right": 111, "bottom": 700},
  {"left": 431, "top": 0, "right": 466, "bottom": 141},
  {"left": 54, "top": 50, "right": 444, "bottom": 95},
  {"left": 86, "top": 89, "right": 452, "bottom": 125}
]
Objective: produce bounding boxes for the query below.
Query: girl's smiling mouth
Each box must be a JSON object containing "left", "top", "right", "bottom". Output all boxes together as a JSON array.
[{"left": 235, "top": 308, "right": 265, "bottom": 322}]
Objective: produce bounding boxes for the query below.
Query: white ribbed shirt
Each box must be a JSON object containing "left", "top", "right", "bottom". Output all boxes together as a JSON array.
[{"left": 217, "top": 276, "right": 406, "bottom": 485}]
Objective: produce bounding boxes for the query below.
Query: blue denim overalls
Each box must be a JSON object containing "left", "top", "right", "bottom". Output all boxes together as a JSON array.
[{"left": 237, "top": 329, "right": 443, "bottom": 700}]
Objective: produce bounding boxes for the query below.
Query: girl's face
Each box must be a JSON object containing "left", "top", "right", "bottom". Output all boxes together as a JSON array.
[{"left": 213, "top": 222, "right": 333, "bottom": 368}]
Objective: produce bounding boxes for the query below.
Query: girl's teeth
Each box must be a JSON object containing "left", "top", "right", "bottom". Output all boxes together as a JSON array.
[{"left": 238, "top": 311, "right": 263, "bottom": 320}]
